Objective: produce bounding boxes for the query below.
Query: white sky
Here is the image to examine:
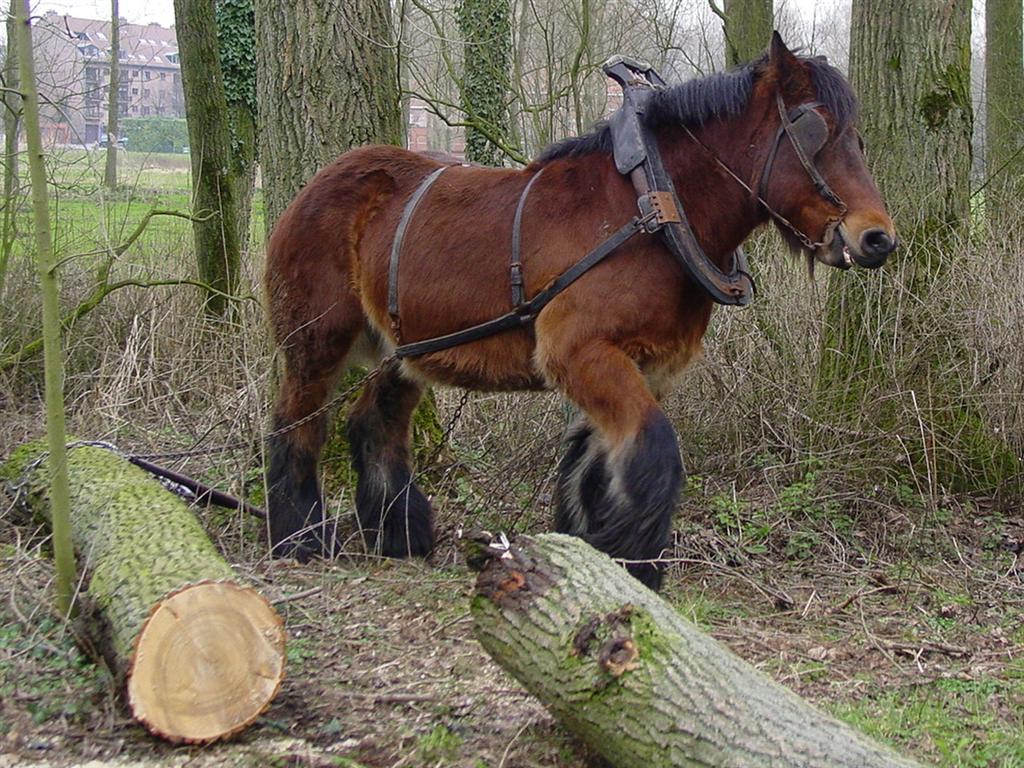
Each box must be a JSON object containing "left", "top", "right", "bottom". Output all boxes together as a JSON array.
[
  {"left": 27, "top": 0, "right": 985, "bottom": 44},
  {"left": 36, "top": 0, "right": 176, "bottom": 27}
]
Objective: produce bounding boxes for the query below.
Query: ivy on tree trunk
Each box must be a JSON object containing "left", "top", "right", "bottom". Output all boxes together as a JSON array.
[
  {"left": 215, "top": 0, "right": 257, "bottom": 249},
  {"left": 457, "top": 0, "right": 512, "bottom": 166}
]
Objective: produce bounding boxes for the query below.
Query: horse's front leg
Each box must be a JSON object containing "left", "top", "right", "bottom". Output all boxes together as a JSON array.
[
  {"left": 547, "top": 341, "right": 684, "bottom": 590},
  {"left": 346, "top": 361, "right": 434, "bottom": 557},
  {"left": 553, "top": 415, "right": 608, "bottom": 536}
]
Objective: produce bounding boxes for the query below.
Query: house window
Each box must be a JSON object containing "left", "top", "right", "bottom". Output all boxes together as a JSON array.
[
  {"left": 160, "top": 72, "right": 166, "bottom": 80},
  {"left": 132, "top": 87, "right": 138, "bottom": 95},
  {"left": 144, "top": 70, "right": 151, "bottom": 80}
]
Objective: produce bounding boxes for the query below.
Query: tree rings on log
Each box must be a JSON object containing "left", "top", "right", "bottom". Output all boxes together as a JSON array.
[{"left": 128, "top": 580, "right": 286, "bottom": 743}]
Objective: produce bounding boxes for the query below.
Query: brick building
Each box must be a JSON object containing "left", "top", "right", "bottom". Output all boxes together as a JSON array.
[{"left": 33, "top": 11, "right": 184, "bottom": 146}]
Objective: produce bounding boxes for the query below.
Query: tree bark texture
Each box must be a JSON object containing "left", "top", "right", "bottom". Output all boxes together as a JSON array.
[
  {"left": 254, "top": 0, "right": 403, "bottom": 231},
  {"left": 472, "top": 534, "right": 921, "bottom": 768},
  {"left": 103, "top": 0, "right": 119, "bottom": 189},
  {"left": 722, "top": 0, "right": 772, "bottom": 67},
  {"left": 1, "top": 0, "right": 22, "bottom": 296},
  {"left": 1, "top": 441, "right": 286, "bottom": 743},
  {"left": 985, "top": 0, "right": 1024, "bottom": 230},
  {"left": 814, "top": 0, "right": 1013, "bottom": 492},
  {"left": 848, "top": 0, "right": 972, "bottom": 234},
  {"left": 173, "top": 0, "right": 242, "bottom": 315},
  {"left": 457, "top": 0, "right": 512, "bottom": 165},
  {"left": 15, "top": 0, "right": 77, "bottom": 616}
]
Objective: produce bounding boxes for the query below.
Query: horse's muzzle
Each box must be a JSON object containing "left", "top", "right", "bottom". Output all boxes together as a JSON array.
[
  {"left": 823, "top": 223, "right": 895, "bottom": 270},
  {"left": 851, "top": 227, "right": 896, "bottom": 268}
]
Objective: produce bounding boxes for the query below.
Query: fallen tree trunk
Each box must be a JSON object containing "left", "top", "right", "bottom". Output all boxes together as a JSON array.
[
  {"left": 2, "top": 440, "right": 285, "bottom": 744},
  {"left": 471, "top": 533, "right": 921, "bottom": 768}
]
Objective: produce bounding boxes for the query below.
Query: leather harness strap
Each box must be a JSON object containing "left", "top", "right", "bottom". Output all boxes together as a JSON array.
[
  {"left": 604, "top": 56, "right": 754, "bottom": 306},
  {"left": 510, "top": 167, "right": 545, "bottom": 309},
  {"left": 393, "top": 214, "right": 649, "bottom": 359},
  {"left": 386, "top": 56, "right": 843, "bottom": 359},
  {"left": 388, "top": 164, "right": 448, "bottom": 339}
]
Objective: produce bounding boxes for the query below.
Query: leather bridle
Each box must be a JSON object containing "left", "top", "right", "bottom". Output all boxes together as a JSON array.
[{"left": 684, "top": 92, "right": 850, "bottom": 252}]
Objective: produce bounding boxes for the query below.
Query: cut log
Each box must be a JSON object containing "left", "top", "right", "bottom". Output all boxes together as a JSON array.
[
  {"left": 2, "top": 440, "right": 286, "bottom": 744},
  {"left": 471, "top": 533, "right": 922, "bottom": 768}
]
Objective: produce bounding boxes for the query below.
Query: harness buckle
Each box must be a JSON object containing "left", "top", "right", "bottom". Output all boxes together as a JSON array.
[{"left": 637, "top": 191, "right": 682, "bottom": 232}]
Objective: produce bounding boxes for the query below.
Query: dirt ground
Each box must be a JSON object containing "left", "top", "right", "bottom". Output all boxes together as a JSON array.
[{"left": 3, "top": 469, "right": 1024, "bottom": 768}]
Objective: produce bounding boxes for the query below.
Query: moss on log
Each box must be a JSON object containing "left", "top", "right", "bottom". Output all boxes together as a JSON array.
[
  {"left": 471, "top": 534, "right": 922, "bottom": 768},
  {"left": 2, "top": 440, "right": 286, "bottom": 744}
]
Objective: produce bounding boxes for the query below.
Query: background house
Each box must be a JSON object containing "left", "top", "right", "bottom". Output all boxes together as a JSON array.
[{"left": 32, "top": 11, "right": 185, "bottom": 146}]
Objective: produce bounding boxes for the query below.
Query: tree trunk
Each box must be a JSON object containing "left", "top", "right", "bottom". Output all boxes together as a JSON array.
[
  {"left": 254, "top": 0, "right": 403, "bottom": 232},
  {"left": 722, "top": 0, "right": 773, "bottom": 67},
  {"left": 0, "top": 0, "right": 21, "bottom": 297},
  {"left": 848, "top": 0, "right": 971, "bottom": 234},
  {"left": 472, "top": 534, "right": 921, "bottom": 768},
  {"left": 15, "top": 0, "right": 76, "bottom": 616},
  {"left": 173, "top": 0, "right": 242, "bottom": 315},
  {"left": 457, "top": 0, "right": 513, "bottom": 165},
  {"left": 103, "top": 0, "right": 119, "bottom": 190},
  {"left": 815, "top": 0, "right": 1013, "bottom": 492},
  {"left": 1, "top": 441, "right": 286, "bottom": 744},
  {"left": 254, "top": 0, "right": 445, "bottom": 489},
  {"left": 215, "top": 0, "right": 258, "bottom": 248},
  {"left": 985, "top": 0, "right": 1023, "bottom": 230}
]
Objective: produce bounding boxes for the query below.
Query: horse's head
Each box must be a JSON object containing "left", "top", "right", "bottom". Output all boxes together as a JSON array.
[{"left": 755, "top": 33, "right": 896, "bottom": 270}]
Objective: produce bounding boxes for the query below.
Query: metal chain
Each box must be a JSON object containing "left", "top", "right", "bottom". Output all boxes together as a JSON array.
[{"left": 423, "top": 388, "right": 472, "bottom": 468}]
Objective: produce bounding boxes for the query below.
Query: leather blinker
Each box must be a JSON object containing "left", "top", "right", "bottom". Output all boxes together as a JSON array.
[{"left": 789, "top": 105, "right": 828, "bottom": 159}]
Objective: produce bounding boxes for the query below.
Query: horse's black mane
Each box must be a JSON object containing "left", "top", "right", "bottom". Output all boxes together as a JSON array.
[{"left": 535, "top": 56, "right": 857, "bottom": 165}]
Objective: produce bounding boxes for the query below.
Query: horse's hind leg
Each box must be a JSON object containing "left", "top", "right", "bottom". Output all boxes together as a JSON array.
[
  {"left": 267, "top": 366, "right": 339, "bottom": 560},
  {"left": 545, "top": 341, "right": 683, "bottom": 590},
  {"left": 266, "top": 287, "right": 368, "bottom": 559},
  {"left": 346, "top": 361, "right": 434, "bottom": 557}
]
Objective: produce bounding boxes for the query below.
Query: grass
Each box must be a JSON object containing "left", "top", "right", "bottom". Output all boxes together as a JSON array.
[{"left": 835, "top": 676, "right": 1024, "bottom": 767}]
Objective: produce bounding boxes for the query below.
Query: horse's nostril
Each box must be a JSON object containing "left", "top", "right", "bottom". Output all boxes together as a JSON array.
[{"left": 861, "top": 228, "right": 896, "bottom": 257}]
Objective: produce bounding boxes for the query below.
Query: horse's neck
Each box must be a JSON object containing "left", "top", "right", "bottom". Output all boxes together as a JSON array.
[{"left": 657, "top": 124, "right": 766, "bottom": 259}]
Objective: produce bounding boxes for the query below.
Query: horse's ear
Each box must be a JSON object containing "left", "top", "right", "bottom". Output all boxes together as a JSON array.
[{"left": 768, "top": 31, "right": 810, "bottom": 92}]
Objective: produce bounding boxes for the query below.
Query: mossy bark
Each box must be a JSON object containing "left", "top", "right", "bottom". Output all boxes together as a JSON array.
[
  {"left": 2, "top": 441, "right": 285, "bottom": 743},
  {"left": 173, "top": 0, "right": 242, "bottom": 315},
  {"left": 816, "top": 0, "right": 1016, "bottom": 492},
  {"left": 985, "top": 0, "right": 1024, "bottom": 231},
  {"left": 16, "top": 0, "right": 76, "bottom": 616},
  {"left": 473, "top": 534, "right": 922, "bottom": 768},
  {"left": 722, "top": 0, "right": 772, "bottom": 68},
  {"left": 103, "top": 0, "right": 119, "bottom": 190},
  {"left": 1, "top": 0, "right": 20, "bottom": 297}
]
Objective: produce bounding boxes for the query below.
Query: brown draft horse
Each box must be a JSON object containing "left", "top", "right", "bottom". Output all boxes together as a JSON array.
[{"left": 263, "top": 34, "right": 896, "bottom": 590}]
